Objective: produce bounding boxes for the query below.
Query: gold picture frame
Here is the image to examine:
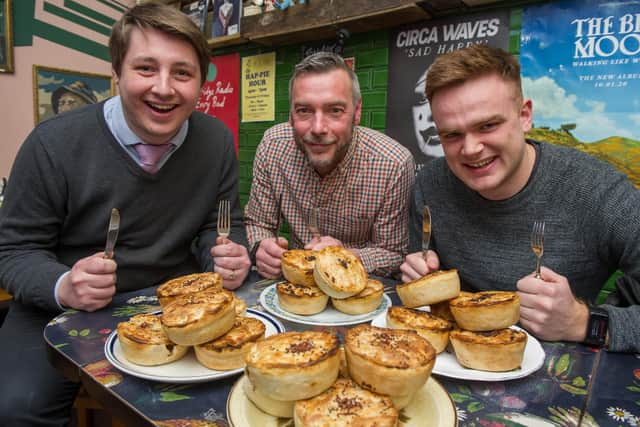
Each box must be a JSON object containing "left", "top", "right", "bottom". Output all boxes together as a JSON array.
[
  {"left": 0, "top": 0, "right": 14, "bottom": 73},
  {"left": 32, "top": 65, "right": 114, "bottom": 125}
]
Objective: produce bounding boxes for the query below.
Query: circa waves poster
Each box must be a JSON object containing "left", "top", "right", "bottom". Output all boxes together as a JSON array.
[
  {"left": 385, "top": 11, "right": 510, "bottom": 173},
  {"left": 520, "top": 0, "right": 640, "bottom": 187},
  {"left": 196, "top": 53, "right": 240, "bottom": 153}
]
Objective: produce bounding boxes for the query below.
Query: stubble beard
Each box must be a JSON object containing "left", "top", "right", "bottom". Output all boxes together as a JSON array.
[{"left": 294, "top": 120, "right": 355, "bottom": 176}]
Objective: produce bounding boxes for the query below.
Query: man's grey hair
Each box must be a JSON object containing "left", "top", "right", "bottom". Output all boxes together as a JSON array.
[{"left": 288, "top": 52, "right": 361, "bottom": 107}]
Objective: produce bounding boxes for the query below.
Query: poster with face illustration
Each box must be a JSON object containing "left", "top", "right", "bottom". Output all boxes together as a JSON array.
[{"left": 385, "top": 11, "right": 510, "bottom": 173}]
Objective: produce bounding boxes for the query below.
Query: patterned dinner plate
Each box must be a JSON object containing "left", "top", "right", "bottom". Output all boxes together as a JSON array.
[
  {"left": 371, "top": 309, "right": 546, "bottom": 382},
  {"left": 226, "top": 374, "right": 457, "bottom": 427},
  {"left": 259, "top": 283, "right": 392, "bottom": 326},
  {"left": 104, "top": 309, "right": 284, "bottom": 383}
]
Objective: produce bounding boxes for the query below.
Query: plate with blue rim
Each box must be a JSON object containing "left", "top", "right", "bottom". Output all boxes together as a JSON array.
[
  {"left": 104, "top": 308, "right": 285, "bottom": 383},
  {"left": 259, "top": 283, "right": 391, "bottom": 326}
]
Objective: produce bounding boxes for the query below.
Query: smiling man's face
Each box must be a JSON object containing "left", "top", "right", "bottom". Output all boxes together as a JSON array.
[{"left": 115, "top": 26, "right": 202, "bottom": 145}]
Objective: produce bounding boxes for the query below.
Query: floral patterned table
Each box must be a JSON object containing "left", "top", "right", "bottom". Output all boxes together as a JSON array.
[{"left": 44, "top": 273, "right": 639, "bottom": 427}]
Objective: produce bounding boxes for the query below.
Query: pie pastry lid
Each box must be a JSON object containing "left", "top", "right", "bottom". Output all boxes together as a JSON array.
[
  {"left": 293, "top": 378, "right": 398, "bottom": 427},
  {"left": 396, "top": 269, "right": 460, "bottom": 307},
  {"left": 281, "top": 249, "right": 318, "bottom": 286},
  {"left": 313, "top": 246, "right": 367, "bottom": 299}
]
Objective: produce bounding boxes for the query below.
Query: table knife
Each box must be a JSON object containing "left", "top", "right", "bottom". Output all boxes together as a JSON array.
[
  {"left": 422, "top": 205, "right": 431, "bottom": 260},
  {"left": 104, "top": 208, "right": 120, "bottom": 259}
]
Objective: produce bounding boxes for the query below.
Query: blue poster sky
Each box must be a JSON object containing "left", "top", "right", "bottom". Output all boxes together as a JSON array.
[{"left": 521, "top": 0, "right": 640, "bottom": 142}]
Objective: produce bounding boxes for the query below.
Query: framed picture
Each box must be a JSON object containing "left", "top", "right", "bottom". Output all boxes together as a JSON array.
[
  {"left": 182, "top": 0, "right": 210, "bottom": 32},
  {"left": 212, "top": 0, "right": 241, "bottom": 38},
  {"left": 0, "top": 0, "right": 14, "bottom": 73},
  {"left": 32, "top": 65, "right": 114, "bottom": 125}
]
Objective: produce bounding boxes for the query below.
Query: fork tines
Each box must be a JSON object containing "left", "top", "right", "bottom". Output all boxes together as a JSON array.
[
  {"left": 217, "top": 200, "right": 231, "bottom": 240},
  {"left": 531, "top": 220, "right": 545, "bottom": 278}
]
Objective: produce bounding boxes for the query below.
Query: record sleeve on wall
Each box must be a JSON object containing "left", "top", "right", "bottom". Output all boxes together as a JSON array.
[{"left": 385, "top": 11, "right": 510, "bottom": 173}]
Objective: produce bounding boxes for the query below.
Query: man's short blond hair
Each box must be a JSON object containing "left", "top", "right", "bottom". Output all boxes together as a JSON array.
[{"left": 426, "top": 44, "right": 522, "bottom": 103}]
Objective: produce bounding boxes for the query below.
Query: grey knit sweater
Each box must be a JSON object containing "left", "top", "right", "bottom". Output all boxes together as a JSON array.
[
  {"left": 409, "top": 139, "right": 640, "bottom": 353},
  {"left": 0, "top": 102, "right": 247, "bottom": 313}
]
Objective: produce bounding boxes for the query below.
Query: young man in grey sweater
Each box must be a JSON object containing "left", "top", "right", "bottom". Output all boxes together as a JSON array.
[
  {"left": 400, "top": 45, "right": 640, "bottom": 353},
  {"left": 0, "top": 4, "right": 250, "bottom": 426}
]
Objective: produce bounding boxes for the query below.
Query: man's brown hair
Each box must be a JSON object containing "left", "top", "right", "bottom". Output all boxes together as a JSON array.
[
  {"left": 109, "top": 3, "right": 210, "bottom": 86},
  {"left": 426, "top": 44, "right": 522, "bottom": 103}
]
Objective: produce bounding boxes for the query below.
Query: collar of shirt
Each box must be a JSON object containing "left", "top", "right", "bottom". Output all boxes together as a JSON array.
[{"left": 103, "top": 96, "right": 188, "bottom": 168}]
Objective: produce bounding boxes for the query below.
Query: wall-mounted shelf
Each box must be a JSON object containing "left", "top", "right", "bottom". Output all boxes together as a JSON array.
[
  {"left": 240, "top": 0, "right": 431, "bottom": 47},
  {"left": 207, "top": 33, "right": 247, "bottom": 49}
]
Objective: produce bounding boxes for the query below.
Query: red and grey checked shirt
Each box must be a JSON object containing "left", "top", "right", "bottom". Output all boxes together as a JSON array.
[{"left": 244, "top": 123, "right": 415, "bottom": 277}]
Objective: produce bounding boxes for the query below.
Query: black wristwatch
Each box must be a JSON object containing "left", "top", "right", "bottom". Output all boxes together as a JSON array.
[{"left": 584, "top": 305, "right": 609, "bottom": 348}]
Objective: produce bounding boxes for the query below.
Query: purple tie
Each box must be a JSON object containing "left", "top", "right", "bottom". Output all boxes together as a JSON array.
[{"left": 133, "top": 143, "right": 173, "bottom": 174}]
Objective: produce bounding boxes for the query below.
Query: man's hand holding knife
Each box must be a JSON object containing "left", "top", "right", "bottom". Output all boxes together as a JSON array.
[{"left": 56, "top": 209, "right": 119, "bottom": 312}]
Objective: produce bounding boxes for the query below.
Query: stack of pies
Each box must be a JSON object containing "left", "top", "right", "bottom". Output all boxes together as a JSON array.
[
  {"left": 393, "top": 269, "right": 526, "bottom": 372},
  {"left": 345, "top": 324, "right": 435, "bottom": 409},
  {"left": 161, "top": 288, "right": 236, "bottom": 345},
  {"left": 276, "top": 246, "right": 384, "bottom": 316},
  {"left": 244, "top": 331, "right": 340, "bottom": 417},
  {"left": 243, "top": 324, "right": 438, "bottom": 421},
  {"left": 118, "top": 274, "right": 261, "bottom": 371},
  {"left": 448, "top": 291, "right": 526, "bottom": 372}
]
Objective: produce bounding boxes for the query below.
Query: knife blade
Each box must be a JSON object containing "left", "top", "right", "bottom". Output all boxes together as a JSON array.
[
  {"left": 422, "top": 205, "right": 431, "bottom": 261},
  {"left": 104, "top": 208, "right": 120, "bottom": 259}
]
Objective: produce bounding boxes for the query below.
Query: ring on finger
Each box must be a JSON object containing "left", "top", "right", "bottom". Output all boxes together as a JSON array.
[{"left": 228, "top": 269, "right": 236, "bottom": 280}]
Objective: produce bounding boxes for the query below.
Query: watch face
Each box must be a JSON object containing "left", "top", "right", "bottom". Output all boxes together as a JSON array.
[{"left": 585, "top": 307, "right": 609, "bottom": 347}]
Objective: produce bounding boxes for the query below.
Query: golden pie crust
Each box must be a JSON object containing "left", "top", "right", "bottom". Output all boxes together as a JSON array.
[
  {"left": 450, "top": 327, "right": 527, "bottom": 372},
  {"left": 430, "top": 291, "right": 473, "bottom": 323},
  {"left": 156, "top": 272, "right": 222, "bottom": 307},
  {"left": 194, "top": 316, "right": 265, "bottom": 370},
  {"left": 233, "top": 295, "right": 247, "bottom": 316},
  {"left": 276, "top": 281, "right": 329, "bottom": 315},
  {"left": 344, "top": 324, "right": 435, "bottom": 398},
  {"left": 117, "top": 314, "right": 188, "bottom": 366},
  {"left": 450, "top": 291, "right": 520, "bottom": 331},
  {"left": 243, "top": 375, "right": 295, "bottom": 418},
  {"left": 386, "top": 306, "right": 453, "bottom": 354},
  {"left": 313, "top": 246, "right": 367, "bottom": 299},
  {"left": 245, "top": 331, "right": 340, "bottom": 401},
  {"left": 331, "top": 278, "right": 384, "bottom": 315},
  {"left": 281, "top": 249, "right": 318, "bottom": 286},
  {"left": 396, "top": 269, "right": 460, "bottom": 308},
  {"left": 160, "top": 288, "right": 235, "bottom": 346},
  {"left": 294, "top": 378, "right": 398, "bottom": 427}
]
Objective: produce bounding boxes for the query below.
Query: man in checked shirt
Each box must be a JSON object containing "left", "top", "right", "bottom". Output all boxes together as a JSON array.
[{"left": 245, "top": 52, "right": 415, "bottom": 278}]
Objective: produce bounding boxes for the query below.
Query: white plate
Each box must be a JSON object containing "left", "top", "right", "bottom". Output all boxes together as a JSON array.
[
  {"left": 371, "top": 310, "right": 546, "bottom": 381},
  {"left": 104, "top": 309, "right": 285, "bottom": 383},
  {"left": 259, "top": 283, "right": 391, "bottom": 326},
  {"left": 227, "top": 374, "right": 457, "bottom": 427}
]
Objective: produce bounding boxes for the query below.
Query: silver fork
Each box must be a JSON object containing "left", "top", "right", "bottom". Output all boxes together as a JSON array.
[
  {"left": 217, "top": 200, "right": 231, "bottom": 242},
  {"left": 308, "top": 206, "right": 321, "bottom": 239},
  {"left": 531, "top": 220, "right": 545, "bottom": 278}
]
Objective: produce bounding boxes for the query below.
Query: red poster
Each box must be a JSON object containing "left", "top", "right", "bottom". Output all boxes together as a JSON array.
[{"left": 196, "top": 53, "right": 240, "bottom": 153}]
